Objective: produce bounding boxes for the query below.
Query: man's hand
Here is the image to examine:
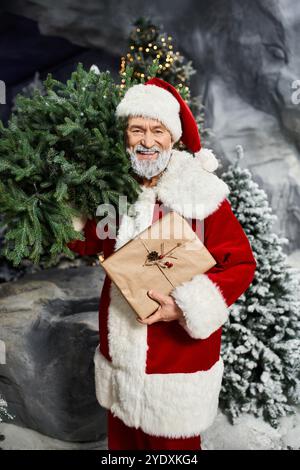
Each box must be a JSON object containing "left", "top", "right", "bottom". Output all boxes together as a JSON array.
[
  {"left": 137, "top": 290, "right": 185, "bottom": 325},
  {"left": 71, "top": 214, "right": 87, "bottom": 232}
]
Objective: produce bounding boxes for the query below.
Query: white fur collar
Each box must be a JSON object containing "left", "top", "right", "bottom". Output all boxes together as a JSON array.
[{"left": 156, "top": 148, "right": 229, "bottom": 219}]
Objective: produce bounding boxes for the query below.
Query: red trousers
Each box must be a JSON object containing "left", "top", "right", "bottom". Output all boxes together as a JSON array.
[{"left": 107, "top": 410, "right": 202, "bottom": 450}]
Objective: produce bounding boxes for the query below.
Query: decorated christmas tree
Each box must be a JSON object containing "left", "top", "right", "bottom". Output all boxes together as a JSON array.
[
  {"left": 220, "top": 146, "right": 300, "bottom": 426},
  {"left": 120, "top": 17, "right": 210, "bottom": 145}
]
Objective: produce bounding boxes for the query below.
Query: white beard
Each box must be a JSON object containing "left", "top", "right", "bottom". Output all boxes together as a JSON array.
[{"left": 126, "top": 145, "right": 172, "bottom": 179}]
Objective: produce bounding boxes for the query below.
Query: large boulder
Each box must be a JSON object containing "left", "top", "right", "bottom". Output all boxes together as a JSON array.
[{"left": 0, "top": 265, "right": 106, "bottom": 442}]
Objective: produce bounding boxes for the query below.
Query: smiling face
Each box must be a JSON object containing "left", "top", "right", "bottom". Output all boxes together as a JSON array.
[
  {"left": 125, "top": 116, "right": 174, "bottom": 180},
  {"left": 126, "top": 116, "right": 173, "bottom": 159}
]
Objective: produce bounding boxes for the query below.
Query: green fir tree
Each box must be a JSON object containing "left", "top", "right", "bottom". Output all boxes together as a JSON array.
[{"left": 0, "top": 63, "right": 144, "bottom": 267}]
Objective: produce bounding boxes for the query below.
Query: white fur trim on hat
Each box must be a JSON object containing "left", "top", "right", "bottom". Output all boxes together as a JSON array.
[{"left": 116, "top": 83, "right": 182, "bottom": 142}]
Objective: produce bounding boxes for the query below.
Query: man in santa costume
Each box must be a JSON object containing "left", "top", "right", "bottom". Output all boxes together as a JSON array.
[{"left": 67, "top": 78, "right": 257, "bottom": 450}]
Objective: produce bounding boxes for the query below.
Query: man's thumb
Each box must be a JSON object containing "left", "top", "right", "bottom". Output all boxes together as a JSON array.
[{"left": 148, "top": 290, "right": 165, "bottom": 304}]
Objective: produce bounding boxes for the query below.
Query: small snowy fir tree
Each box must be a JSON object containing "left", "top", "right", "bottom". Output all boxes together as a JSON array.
[
  {"left": 0, "top": 395, "right": 10, "bottom": 421},
  {"left": 220, "top": 145, "right": 300, "bottom": 427},
  {"left": 0, "top": 394, "right": 13, "bottom": 448},
  {"left": 12, "top": 71, "right": 45, "bottom": 112}
]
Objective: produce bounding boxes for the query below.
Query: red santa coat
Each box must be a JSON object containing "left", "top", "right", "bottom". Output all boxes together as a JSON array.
[{"left": 67, "top": 149, "right": 256, "bottom": 438}]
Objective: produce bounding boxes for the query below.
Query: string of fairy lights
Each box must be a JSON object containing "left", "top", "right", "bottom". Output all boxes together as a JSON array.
[{"left": 119, "top": 25, "right": 190, "bottom": 95}]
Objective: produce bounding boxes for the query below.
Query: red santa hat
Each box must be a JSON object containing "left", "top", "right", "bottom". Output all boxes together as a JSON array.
[{"left": 115, "top": 77, "right": 218, "bottom": 172}]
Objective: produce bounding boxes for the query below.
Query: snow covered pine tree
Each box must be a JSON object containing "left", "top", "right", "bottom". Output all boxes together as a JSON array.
[{"left": 220, "top": 146, "right": 300, "bottom": 427}]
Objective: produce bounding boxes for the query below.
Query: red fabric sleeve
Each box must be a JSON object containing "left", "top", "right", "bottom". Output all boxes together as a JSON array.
[
  {"left": 204, "top": 198, "right": 256, "bottom": 307},
  {"left": 172, "top": 197, "right": 257, "bottom": 339}
]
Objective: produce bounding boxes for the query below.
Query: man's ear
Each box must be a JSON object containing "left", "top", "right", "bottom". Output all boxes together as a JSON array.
[{"left": 169, "top": 131, "right": 174, "bottom": 147}]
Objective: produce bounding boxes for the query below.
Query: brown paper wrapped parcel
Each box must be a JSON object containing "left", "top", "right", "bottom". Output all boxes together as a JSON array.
[{"left": 99, "top": 211, "right": 216, "bottom": 320}]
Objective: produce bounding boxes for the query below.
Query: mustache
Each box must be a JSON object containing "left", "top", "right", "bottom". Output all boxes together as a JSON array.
[{"left": 134, "top": 144, "right": 161, "bottom": 153}]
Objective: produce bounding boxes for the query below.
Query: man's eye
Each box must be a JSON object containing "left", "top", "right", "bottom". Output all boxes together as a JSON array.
[{"left": 155, "top": 130, "right": 163, "bottom": 134}]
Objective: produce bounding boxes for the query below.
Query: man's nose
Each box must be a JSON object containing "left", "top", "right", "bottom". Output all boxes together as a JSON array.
[{"left": 141, "top": 132, "right": 155, "bottom": 148}]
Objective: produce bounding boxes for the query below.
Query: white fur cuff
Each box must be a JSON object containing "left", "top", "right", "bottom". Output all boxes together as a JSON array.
[{"left": 171, "top": 274, "right": 228, "bottom": 339}]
